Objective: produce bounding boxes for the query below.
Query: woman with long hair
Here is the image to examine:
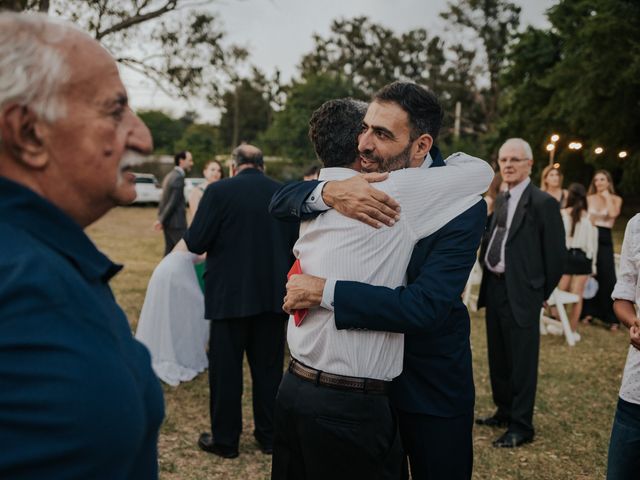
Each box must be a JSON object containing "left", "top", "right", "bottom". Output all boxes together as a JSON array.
[
  {"left": 557, "top": 183, "right": 598, "bottom": 340},
  {"left": 541, "top": 165, "right": 569, "bottom": 208},
  {"left": 188, "top": 159, "right": 224, "bottom": 223},
  {"left": 583, "top": 170, "right": 623, "bottom": 330}
]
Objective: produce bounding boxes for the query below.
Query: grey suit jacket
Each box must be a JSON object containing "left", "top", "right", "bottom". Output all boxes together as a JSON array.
[{"left": 157, "top": 168, "right": 186, "bottom": 230}]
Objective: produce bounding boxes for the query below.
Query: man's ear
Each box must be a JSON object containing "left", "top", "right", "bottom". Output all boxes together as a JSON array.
[
  {"left": 413, "top": 133, "right": 433, "bottom": 159},
  {"left": 0, "top": 105, "right": 49, "bottom": 169}
]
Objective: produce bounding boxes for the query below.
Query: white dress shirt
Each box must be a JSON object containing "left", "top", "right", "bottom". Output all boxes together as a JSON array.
[
  {"left": 484, "top": 177, "right": 531, "bottom": 274},
  {"left": 320, "top": 155, "right": 433, "bottom": 308},
  {"left": 611, "top": 214, "right": 640, "bottom": 404},
  {"left": 288, "top": 153, "right": 494, "bottom": 380},
  {"left": 302, "top": 153, "right": 434, "bottom": 213}
]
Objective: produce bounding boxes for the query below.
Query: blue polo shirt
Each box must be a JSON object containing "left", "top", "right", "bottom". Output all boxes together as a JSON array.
[{"left": 0, "top": 178, "right": 164, "bottom": 479}]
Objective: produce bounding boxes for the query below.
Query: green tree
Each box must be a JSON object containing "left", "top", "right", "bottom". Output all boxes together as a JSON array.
[
  {"left": 259, "top": 74, "right": 361, "bottom": 164},
  {"left": 441, "top": 0, "right": 521, "bottom": 125},
  {"left": 174, "top": 123, "right": 221, "bottom": 172},
  {"left": 137, "top": 110, "right": 186, "bottom": 154},
  {"left": 218, "top": 78, "right": 273, "bottom": 150},
  {"left": 6, "top": 0, "right": 230, "bottom": 99},
  {"left": 498, "top": 0, "right": 640, "bottom": 193},
  {"left": 296, "top": 16, "right": 486, "bottom": 154},
  {"left": 299, "top": 17, "right": 447, "bottom": 97}
]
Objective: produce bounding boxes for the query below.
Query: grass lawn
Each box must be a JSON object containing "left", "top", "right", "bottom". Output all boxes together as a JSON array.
[{"left": 87, "top": 206, "right": 633, "bottom": 480}]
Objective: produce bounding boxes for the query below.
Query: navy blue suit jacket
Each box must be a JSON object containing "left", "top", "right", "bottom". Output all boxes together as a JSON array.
[
  {"left": 269, "top": 157, "right": 486, "bottom": 417},
  {"left": 186, "top": 168, "right": 298, "bottom": 320}
]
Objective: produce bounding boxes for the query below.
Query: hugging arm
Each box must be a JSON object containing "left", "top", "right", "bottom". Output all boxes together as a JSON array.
[
  {"left": 333, "top": 200, "right": 487, "bottom": 334},
  {"left": 268, "top": 180, "right": 322, "bottom": 222},
  {"left": 269, "top": 174, "right": 400, "bottom": 228}
]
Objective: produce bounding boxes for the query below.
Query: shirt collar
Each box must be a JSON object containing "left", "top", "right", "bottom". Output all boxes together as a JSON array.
[
  {"left": 175, "top": 166, "right": 185, "bottom": 176},
  {"left": 318, "top": 167, "right": 359, "bottom": 181},
  {"left": 0, "top": 177, "right": 122, "bottom": 282},
  {"left": 235, "top": 167, "right": 264, "bottom": 176},
  {"left": 508, "top": 176, "right": 531, "bottom": 200}
]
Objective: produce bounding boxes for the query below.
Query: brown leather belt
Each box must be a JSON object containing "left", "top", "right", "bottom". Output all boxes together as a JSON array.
[{"left": 288, "top": 358, "right": 390, "bottom": 395}]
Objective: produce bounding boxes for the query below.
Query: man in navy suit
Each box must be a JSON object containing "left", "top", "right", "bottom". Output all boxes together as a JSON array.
[
  {"left": 270, "top": 82, "right": 488, "bottom": 480},
  {"left": 185, "top": 145, "right": 298, "bottom": 459}
]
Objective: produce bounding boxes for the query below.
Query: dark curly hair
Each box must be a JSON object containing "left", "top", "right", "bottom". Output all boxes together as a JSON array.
[
  {"left": 308, "top": 98, "right": 368, "bottom": 168},
  {"left": 373, "top": 81, "right": 443, "bottom": 141}
]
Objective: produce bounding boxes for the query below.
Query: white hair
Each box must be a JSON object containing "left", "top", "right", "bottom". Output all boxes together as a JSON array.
[
  {"left": 0, "top": 12, "right": 80, "bottom": 131},
  {"left": 501, "top": 137, "right": 534, "bottom": 160}
]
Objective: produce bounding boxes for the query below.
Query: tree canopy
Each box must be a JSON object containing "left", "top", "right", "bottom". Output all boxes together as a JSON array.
[{"left": 498, "top": 0, "right": 640, "bottom": 192}]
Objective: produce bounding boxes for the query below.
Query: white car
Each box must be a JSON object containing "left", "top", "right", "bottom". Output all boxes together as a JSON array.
[
  {"left": 133, "top": 173, "right": 162, "bottom": 205},
  {"left": 184, "top": 178, "right": 207, "bottom": 204}
]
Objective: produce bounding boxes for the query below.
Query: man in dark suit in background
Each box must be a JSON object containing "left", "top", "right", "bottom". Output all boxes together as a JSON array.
[
  {"left": 269, "top": 82, "right": 489, "bottom": 480},
  {"left": 476, "top": 138, "right": 566, "bottom": 448},
  {"left": 184, "top": 144, "right": 298, "bottom": 459},
  {"left": 155, "top": 150, "right": 193, "bottom": 255}
]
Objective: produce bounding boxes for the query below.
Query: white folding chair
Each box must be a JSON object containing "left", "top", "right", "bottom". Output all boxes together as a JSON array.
[{"left": 540, "top": 288, "right": 580, "bottom": 346}]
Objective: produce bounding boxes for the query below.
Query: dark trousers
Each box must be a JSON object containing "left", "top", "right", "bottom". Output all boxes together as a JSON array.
[
  {"left": 208, "top": 312, "right": 286, "bottom": 450},
  {"left": 485, "top": 273, "right": 540, "bottom": 435},
  {"left": 271, "top": 371, "right": 403, "bottom": 480},
  {"left": 607, "top": 397, "right": 640, "bottom": 480},
  {"left": 583, "top": 226, "right": 618, "bottom": 325},
  {"left": 399, "top": 410, "right": 473, "bottom": 480},
  {"left": 163, "top": 227, "right": 185, "bottom": 256}
]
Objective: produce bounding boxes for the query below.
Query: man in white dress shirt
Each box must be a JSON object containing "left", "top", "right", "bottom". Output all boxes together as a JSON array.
[{"left": 271, "top": 90, "right": 493, "bottom": 480}]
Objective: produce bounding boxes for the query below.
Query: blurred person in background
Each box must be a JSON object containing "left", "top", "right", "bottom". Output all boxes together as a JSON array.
[
  {"left": 540, "top": 165, "right": 568, "bottom": 208},
  {"left": 583, "top": 170, "right": 623, "bottom": 331},
  {"left": 185, "top": 144, "right": 298, "bottom": 459},
  {"left": 155, "top": 150, "right": 193, "bottom": 255},
  {"left": 188, "top": 159, "right": 224, "bottom": 223},
  {"left": 476, "top": 138, "right": 566, "bottom": 448},
  {"left": 607, "top": 213, "right": 640, "bottom": 479},
  {"left": 484, "top": 172, "right": 504, "bottom": 217},
  {"left": 0, "top": 12, "right": 163, "bottom": 479},
  {"left": 557, "top": 183, "right": 598, "bottom": 341},
  {"left": 135, "top": 237, "right": 209, "bottom": 386}
]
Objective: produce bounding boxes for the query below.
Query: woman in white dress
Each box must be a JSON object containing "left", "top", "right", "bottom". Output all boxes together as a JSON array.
[
  {"left": 557, "top": 183, "right": 598, "bottom": 341},
  {"left": 136, "top": 159, "right": 224, "bottom": 386},
  {"left": 135, "top": 242, "right": 209, "bottom": 386}
]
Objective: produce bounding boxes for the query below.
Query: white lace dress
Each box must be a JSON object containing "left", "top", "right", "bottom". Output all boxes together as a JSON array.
[{"left": 135, "top": 251, "right": 209, "bottom": 386}]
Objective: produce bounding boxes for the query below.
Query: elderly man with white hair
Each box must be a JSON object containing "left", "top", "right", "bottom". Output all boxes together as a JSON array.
[
  {"left": 0, "top": 12, "right": 163, "bottom": 479},
  {"left": 475, "top": 138, "right": 566, "bottom": 448}
]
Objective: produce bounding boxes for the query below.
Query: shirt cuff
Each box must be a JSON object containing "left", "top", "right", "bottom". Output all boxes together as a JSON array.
[
  {"left": 321, "top": 278, "right": 337, "bottom": 311},
  {"left": 301, "top": 182, "right": 330, "bottom": 213}
]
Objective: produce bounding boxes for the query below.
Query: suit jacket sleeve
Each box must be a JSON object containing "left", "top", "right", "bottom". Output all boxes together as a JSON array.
[
  {"left": 268, "top": 180, "right": 322, "bottom": 222},
  {"left": 183, "top": 186, "right": 222, "bottom": 254},
  {"left": 541, "top": 195, "right": 567, "bottom": 299},
  {"left": 334, "top": 201, "right": 486, "bottom": 334},
  {"left": 157, "top": 174, "right": 183, "bottom": 225}
]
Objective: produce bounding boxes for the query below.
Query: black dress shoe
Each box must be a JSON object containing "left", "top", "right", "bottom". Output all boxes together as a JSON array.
[
  {"left": 492, "top": 430, "right": 534, "bottom": 448},
  {"left": 198, "top": 433, "right": 239, "bottom": 458},
  {"left": 475, "top": 415, "right": 509, "bottom": 428}
]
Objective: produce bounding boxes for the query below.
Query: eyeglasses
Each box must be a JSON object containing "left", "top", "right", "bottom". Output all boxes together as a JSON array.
[{"left": 498, "top": 156, "right": 530, "bottom": 165}]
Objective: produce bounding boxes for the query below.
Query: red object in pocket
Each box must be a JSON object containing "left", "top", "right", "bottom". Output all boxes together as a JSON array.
[{"left": 287, "top": 259, "right": 308, "bottom": 326}]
